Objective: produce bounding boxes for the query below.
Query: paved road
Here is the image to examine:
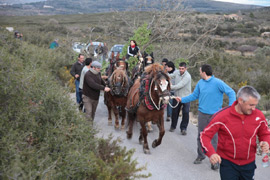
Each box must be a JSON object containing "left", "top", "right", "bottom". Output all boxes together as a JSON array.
[{"left": 72, "top": 94, "right": 269, "bottom": 179}]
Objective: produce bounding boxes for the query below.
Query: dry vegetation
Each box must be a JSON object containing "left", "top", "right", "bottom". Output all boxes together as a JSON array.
[
  {"left": 1, "top": 5, "right": 270, "bottom": 113},
  {"left": 1, "top": 2, "right": 270, "bottom": 178}
]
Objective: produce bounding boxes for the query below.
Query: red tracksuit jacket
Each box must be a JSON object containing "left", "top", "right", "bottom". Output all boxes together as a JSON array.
[{"left": 201, "top": 101, "right": 270, "bottom": 165}]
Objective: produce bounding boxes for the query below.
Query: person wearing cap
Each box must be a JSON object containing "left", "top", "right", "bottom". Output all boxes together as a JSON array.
[{"left": 83, "top": 61, "right": 110, "bottom": 121}]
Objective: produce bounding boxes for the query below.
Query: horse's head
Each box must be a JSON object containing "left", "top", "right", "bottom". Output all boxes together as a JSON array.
[
  {"left": 109, "top": 68, "right": 129, "bottom": 96},
  {"left": 152, "top": 71, "right": 171, "bottom": 105},
  {"left": 144, "top": 63, "right": 171, "bottom": 105},
  {"left": 114, "top": 60, "right": 126, "bottom": 71},
  {"left": 143, "top": 52, "right": 154, "bottom": 66}
]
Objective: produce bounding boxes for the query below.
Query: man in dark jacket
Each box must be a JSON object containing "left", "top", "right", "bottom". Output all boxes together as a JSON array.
[
  {"left": 70, "top": 54, "right": 85, "bottom": 108},
  {"left": 83, "top": 61, "right": 110, "bottom": 121}
]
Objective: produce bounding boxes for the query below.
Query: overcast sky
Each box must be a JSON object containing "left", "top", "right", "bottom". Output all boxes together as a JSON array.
[{"left": 213, "top": 0, "right": 270, "bottom": 6}]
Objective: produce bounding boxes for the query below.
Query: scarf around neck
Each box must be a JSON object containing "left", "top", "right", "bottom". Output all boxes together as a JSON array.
[{"left": 90, "top": 68, "right": 99, "bottom": 75}]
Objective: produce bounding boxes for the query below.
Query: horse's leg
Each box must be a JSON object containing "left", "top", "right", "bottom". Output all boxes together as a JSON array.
[
  {"left": 113, "top": 106, "right": 119, "bottom": 129},
  {"left": 120, "top": 106, "right": 126, "bottom": 130},
  {"left": 147, "top": 121, "right": 153, "bottom": 132},
  {"left": 107, "top": 104, "right": 113, "bottom": 126},
  {"left": 126, "top": 112, "right": 134, "bottom": 139},
  {"left": 152, "top": 116, "right": 165, "bottom": 148},
  {"left": 139, "top": 128, "right": 143, "bottom": 144},
  {"left": 140, "top": 121, "right": 150, "bottom": 154}
]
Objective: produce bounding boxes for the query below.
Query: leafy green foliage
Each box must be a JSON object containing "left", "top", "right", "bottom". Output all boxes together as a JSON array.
[
  {"left": 121, "top": 23, "right": 153, "bottom": 57},
  {"left": 0, "top": 30, "right": 150, "bottom": 179},
  {"left": 121, "top": 23, "right": 153, "bottom": 73},
  {"left": 126, "top": 56, "right": 139, "bottom": 74},
  {"left": 249, "top": 12, "right": 255, "bottom": 18},
  {"left": 174, "top": 58, "right": 189, "bottom": 67}
]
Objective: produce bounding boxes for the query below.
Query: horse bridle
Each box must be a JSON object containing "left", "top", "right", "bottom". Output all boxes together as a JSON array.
[
  {"left": 109, "top": 74, "right": 129, "bottom": 97},
  {"left": 148, "top": 77, "right": 170, "bottom": 110}
]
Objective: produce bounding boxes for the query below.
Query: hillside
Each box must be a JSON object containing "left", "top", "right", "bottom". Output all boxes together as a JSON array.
[
  {"left": 0, "top": 0, "right": 45, "bottom": 5},
  {"left": 0, "top": 0, "right": 261, "bottom": 16}
]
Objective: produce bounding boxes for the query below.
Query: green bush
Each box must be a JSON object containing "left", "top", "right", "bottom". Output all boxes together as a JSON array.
[{"left": 0, "top": 30, "right": 150, "bottom": 179}]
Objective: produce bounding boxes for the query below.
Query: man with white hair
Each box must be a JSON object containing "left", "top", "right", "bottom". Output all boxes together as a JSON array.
[
  {"left": 83, "top": 61, "right": 110, "bottom": 121},
  {"left": 201, "top": 86, "right": 270, "bottom": 179}
]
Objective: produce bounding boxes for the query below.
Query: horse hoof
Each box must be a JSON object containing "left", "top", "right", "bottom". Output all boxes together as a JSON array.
[
  {"left": 108, "top": 120, "right": 112, "bottom": 126},
  {"left": 139, "top": 136, "right": 143, "bottom": 144},
  {"left": 143, "top": 148, "right": 151, "bottom": 154},
  {"left": 114, "top": 124, "right": 119, "bottom": 129},
  {"left": 152, "top": 140, "right": 158, "bottom": 148},
  {"left": 121, "top": 125, "right": 125, "bottom": 131},
  {"left": 126, "top": 131, "right": 132, "bottom": 139}
]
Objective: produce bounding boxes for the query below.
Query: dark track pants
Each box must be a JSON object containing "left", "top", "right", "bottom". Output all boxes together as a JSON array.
[
  {"left": 220, "top": 158, "right": 256, "bottom": 180},
  {"left": 171, "top": 99, "right": 190, "bottom": 131}
]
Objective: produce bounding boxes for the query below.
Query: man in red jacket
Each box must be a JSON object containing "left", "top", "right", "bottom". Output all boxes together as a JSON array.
[{"left": 201, "top": 85, "right": 270, "bottom": 179}]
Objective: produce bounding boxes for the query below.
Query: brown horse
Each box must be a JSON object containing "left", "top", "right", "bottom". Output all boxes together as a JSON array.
[
  {"left": 104, "top": 67, "right": 129, "bottom": 129},
  {"left": 106, "top": 51, "right": 121, "bottom": 76},
  {"left": 126, "top": 63, "right": 171, "bottom": 154},
  {"left": 130, "top": 52, "right": 155, "bottom": 131}
]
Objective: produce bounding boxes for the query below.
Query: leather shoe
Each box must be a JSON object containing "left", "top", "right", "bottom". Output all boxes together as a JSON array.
[
  {"left": 166, "top": 117, "right": 171, "bottom": 122},
  {"left": 193, "top": 157, "right": 205, "bottom": 164},
  {"left": 169, "top": 127, "right": 175, "bottom": 132},
  {"left": 181, "top": 130, "right": 187, "bottom": 135},
  {"left": 78, "top": 102, "right": 83, "bottom": 111}
]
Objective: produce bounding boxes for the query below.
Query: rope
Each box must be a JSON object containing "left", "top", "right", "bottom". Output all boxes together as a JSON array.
[
  {"left": 148, "top": 82, "right": 180, "bottom": 110},
  {"left": 149, "top": 79, "right": 161, "bottom": 110},
  {"left": 168, "top": 96, "right": 180, "bottom": 108}
]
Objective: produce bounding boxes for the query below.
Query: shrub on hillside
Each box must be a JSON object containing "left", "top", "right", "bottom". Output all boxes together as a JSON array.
[
  {"left": 39, "top": 18, "right": 69, "bottom": 34},
  {"left": 255, "top": 46, "right": 270, "bottom": 59},
  {"left": 58, "top": 66, "right": 75, "bottom": 92},
  {"left": 237, "top": 45, "right": 258, "bottom": 56},
  {"left": 0, "top": 30, "right": 150, "bottom": 179}
]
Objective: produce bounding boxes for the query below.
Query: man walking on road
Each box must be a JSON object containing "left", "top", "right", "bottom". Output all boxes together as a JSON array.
[
  {"left": 79, "top": 58, "right": 92, "bottom": 111},
  {"left": 201, "top": 86, "right": 270, "bottom": 179},
  {"left": 83, "top": 61, "right": 110, "bottom": 121},
  {"left": 176, "top": 64, "right": 236, "bottom": 170},
  {"left": 168, "top": 62, "right": 192, "bottom": 135},
  {"left": 70, "top": 54, "right": 85, "bottom": 109}
]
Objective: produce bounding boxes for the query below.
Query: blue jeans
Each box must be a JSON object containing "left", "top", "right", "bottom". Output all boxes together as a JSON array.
[
  {"left": 170, "top": 99, "right": 190, "bottom": 131},
  {"left": 220, "top": 158, "right": 256, "bottom": 180},
  {"left": 166, "top": 92, "right": 174, "bottom": 117},
  {"left": 75, "top": 79, "right": 82, "bottom": 104}
]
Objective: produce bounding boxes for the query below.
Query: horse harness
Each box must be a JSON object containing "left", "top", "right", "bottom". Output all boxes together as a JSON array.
[
  {"left": 126, "top": 74, "right": 167, "bottom": 113},
  {"left": 108, "top": 75, "right": 129, "bottom": 97}
]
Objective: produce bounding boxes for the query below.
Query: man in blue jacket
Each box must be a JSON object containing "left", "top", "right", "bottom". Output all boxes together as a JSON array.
[{"left": 176, "top": 64, "right": 236, "bottom": 170}]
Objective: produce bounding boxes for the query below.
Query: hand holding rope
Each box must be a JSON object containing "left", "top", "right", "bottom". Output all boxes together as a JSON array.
[{"left": 167, "top": 96, "right": 180, "bottom": 108}]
